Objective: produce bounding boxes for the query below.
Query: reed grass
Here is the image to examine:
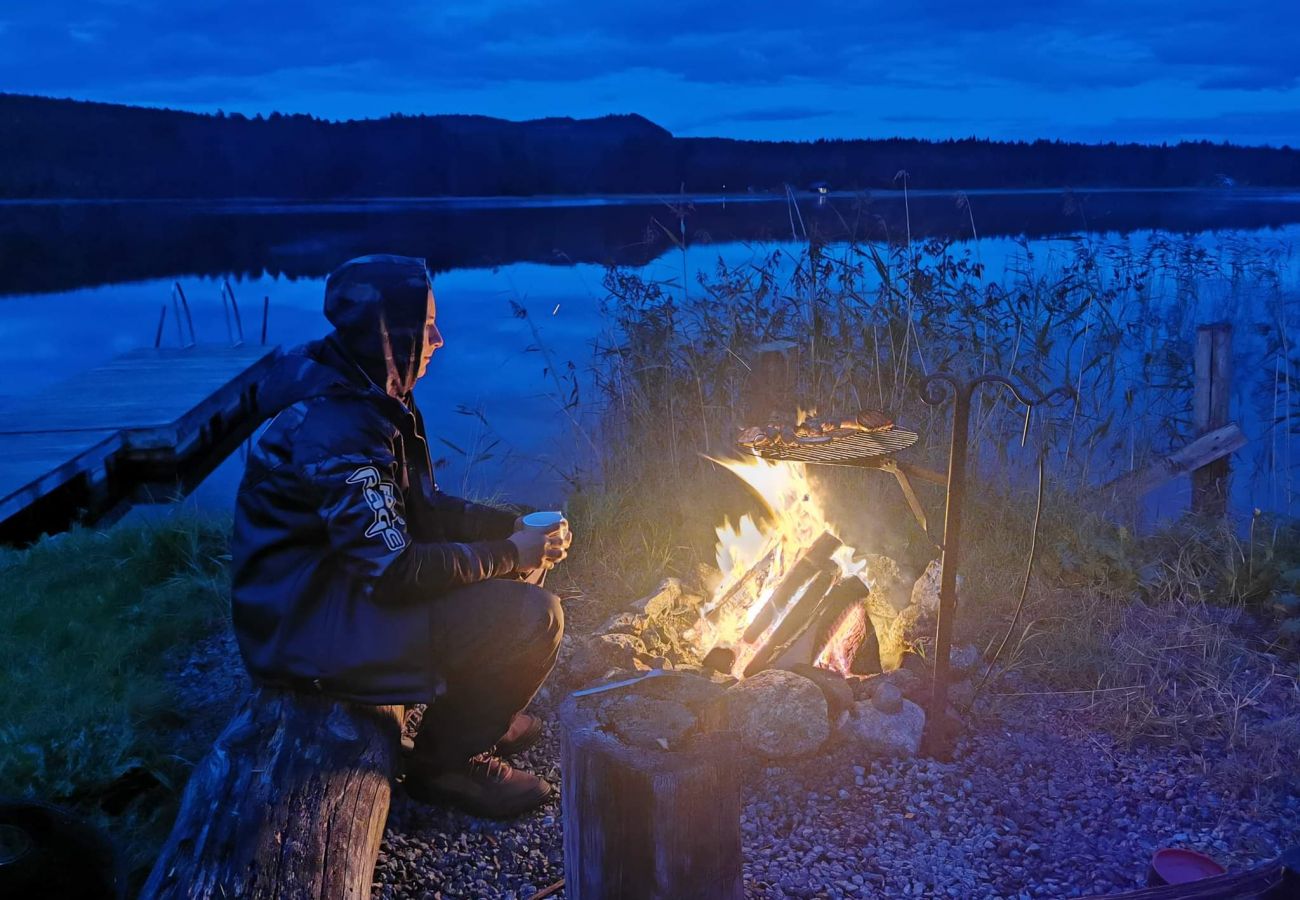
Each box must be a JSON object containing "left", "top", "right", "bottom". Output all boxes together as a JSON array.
[{"left": 559, "top": 206, "right": 1300, "bottom": 780}]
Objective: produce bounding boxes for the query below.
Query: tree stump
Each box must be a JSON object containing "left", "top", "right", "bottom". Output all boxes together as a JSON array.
[
  {"left": 142, "top": 687, "right": 403, "bottom": 899},
  {"left": 559, "top": 694, "right": 743, "bottom": 900}
]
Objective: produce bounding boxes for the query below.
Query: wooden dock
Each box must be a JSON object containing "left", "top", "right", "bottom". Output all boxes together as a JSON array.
[{"left": 0, "top": 345, "right": 280, "bottom": 543}]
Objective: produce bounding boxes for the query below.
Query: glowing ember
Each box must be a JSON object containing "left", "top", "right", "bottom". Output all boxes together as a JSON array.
[{"left": 697, "top": 456, "right": 872, "bottom": 676}]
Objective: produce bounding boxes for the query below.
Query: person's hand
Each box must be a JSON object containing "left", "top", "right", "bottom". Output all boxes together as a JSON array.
[
  {"left": 512, "top": 515, "right": 574, "bottom": 570},
  {"left": 546, "top": 521, "right": 573, "bottom": 568},
  {"left": 508, "top": 528, "right": 567, "bottom": 573}
]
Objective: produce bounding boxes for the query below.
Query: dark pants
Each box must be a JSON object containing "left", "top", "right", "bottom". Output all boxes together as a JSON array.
[{"left": 413, "top": 576, "right": 563, "bottom": 766}]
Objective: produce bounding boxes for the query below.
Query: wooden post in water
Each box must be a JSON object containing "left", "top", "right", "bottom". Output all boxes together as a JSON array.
[{"left": 1192, "top": 323, "right": 1232, "bottom": 519}]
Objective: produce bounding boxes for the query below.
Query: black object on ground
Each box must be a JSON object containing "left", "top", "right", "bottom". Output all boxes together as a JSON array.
[{"left": 0, "top": 800, "right": 121, "bottom": 900}]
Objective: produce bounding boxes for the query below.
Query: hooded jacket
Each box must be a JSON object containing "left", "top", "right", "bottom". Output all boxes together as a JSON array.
[{"left": 230, "top": 255, "right": 520, "bottom": 704}]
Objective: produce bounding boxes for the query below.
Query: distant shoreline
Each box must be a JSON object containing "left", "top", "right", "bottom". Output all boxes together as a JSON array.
[
  {"left": 6, "top": 94, "right": 1298, "bottom": 200},
  {"left": 0, "top": 185, "right": 1291, "bottom": 208}
]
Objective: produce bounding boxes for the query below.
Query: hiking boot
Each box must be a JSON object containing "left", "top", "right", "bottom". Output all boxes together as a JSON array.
[
  {"left": 496, "top": 712, "right": 544, "bottom": 756},
  {"left": 404, "top": 751, "right": 552, "bottom": 818}
]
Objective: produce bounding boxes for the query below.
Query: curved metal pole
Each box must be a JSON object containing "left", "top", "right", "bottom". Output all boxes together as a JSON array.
[{"left": 917, "top": 372, "right": 1075, "bottom": 758}]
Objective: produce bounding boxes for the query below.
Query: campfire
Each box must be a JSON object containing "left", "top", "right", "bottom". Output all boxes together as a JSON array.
[{"left": 687, "top": 457, "right": 878, "bottom": 679}]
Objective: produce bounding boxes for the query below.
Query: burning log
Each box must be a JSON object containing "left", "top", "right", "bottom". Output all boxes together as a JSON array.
[
  {"left": 704, "top": 539, "right": 780, "bottom": 626},
  {"left": 752, "top": 574, "right": 872, "bottom": 677},
  {"left": 740, "top": 531, "right": 842, "bottom": 643},
  {"left": 742, "top": 567, "right": 838, "bottom": 677},
  {"left": 142, "top": 688, "right": 402, "bottom": 899},
  {"left": 775, "top": 576, "right": 874, "bottom": 674},
  {"left": 848, "top": 614, "right": 882, "bottom": 675}
]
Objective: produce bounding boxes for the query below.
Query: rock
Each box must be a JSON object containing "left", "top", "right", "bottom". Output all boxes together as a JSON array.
[
  {"left": 865, "top": 553, "right": 910, "bottom": 613},
  {"left": 604, "top": 632, "right": 648, "bottom": 655},
  {"left": 882, "top": 605, "right": 936, "bottom": 669},
  {"left": 842, "top": 698, "right": 925, "bottom": 757},
  {"left": 600, "top": 611, "right": 649, "bottom": 635},
  {"left": 691, "top": 562, "right": 723, "bottom": 597},
  {"left": 910, "top": 560, "right": 943, "bottom": 612},
  {"left": 702, "top": 646, "right": 737, "bottom": 675},
  {"left": 949, "top": 645, "right": 982, "bottom": 676},
  {"left": 723, "top": 670, "right": 830, "bottom": 758},
  {"left": 887, "top": 667, "right": 924, "bottom": 696},
  {"left": 566, "top": 633, "right": 649, "bottom": 686},
  {"left": 846, "top": 674, "right": 877, "bottom": 701},
  {"left": 871, "top": 682, "right": 904, "bottom": 713},
  {"left": 595, "top": 694, "right": 698, "bottom": 750},
  {"left": 785, "top": 664, "right": 855, "bottom": 719},
  {"left": 850, "top": 668, "right": 926, "bottom": 704},
  {"left": 629, "top": 670, "right": 731, "bottom": 714},
  {"left": 628, "top": 578, "right": 682, "bottom": 617},
  {"left": 673, "top": 664, "right": 738, "bottom": 686}
]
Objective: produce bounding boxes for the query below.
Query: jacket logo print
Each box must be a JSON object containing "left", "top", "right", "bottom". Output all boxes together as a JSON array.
[{"left": 346, "top": 465, "right": 408, "bottom": 551}]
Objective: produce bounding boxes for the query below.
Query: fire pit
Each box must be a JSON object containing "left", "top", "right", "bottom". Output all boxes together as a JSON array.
[
  {"left": 564, "top": 408, "right": 939, "bottom": 701},
  {"left": 556, "top": 419, "right": 947, "bottom": 900},
  {"left": 556, "top": 386, "right": 1077, "bottom": 898},
  {"left": 688, "top": 408, "right": 928, "bottom": 683}
]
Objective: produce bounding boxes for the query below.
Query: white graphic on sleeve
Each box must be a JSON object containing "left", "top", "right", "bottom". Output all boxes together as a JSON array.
[{"left": 346, "top": 465, "right": 408, "bottom": 551}]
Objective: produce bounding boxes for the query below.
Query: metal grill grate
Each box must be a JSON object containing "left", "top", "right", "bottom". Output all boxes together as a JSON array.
[{"left": 740, "top": 427, "right": 919, "bottom": 463}]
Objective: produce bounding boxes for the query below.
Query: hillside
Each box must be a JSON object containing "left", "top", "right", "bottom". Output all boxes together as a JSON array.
[{"left": 1, "top": 93, "right": 1298, "bottom": 198}]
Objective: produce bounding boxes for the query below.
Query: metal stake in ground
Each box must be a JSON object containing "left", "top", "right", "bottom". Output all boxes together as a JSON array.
[{"left": 917, "top": 373, "right": 1074, "bottom": 758}]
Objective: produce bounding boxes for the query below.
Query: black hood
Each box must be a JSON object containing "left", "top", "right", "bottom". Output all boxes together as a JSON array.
[{"left": 324, "top": 254, "right": 433, "bottom": 398}]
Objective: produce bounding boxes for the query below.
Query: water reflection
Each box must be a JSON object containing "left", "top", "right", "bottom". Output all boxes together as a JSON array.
[
  {"left": 1, "top": 191, "right": 1298, "bottom": 517},
  {"left": 5, "top": 189, "right": 1300, "bottom": 296}
]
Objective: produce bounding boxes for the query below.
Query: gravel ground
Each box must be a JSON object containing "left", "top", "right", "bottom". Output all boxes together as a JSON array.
[
  {"left": 170, "top": 627, "right": 1298, "bottom": 898},
  {"left": 373, "top": 690, "right": 1299, "bottom": 899},
  {"left": 373, "top": 712, "right": 566, "bottom": 900},
  {"left": 737, "top": 696, "right": 1299, "bottom": 899}
]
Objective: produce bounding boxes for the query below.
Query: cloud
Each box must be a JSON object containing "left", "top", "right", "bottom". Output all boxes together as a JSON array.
[
  {"left": 0, "top": 0, "right": 1297, "bottom": 145},
  {"left": 1199, "top": 68, "right": 1300, "bottom": 92},
  {"left": 719, "top": 106, "right": 832, "bottom": 123}
]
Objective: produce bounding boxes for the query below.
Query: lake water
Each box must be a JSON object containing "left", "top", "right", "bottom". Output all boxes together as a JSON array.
[{"left": 1, "top": 189, "right": 1298, "bottom": 521}]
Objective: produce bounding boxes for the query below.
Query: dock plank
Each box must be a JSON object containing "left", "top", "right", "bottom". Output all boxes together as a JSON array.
[
  {"left": 0, "top": 344, "right": 280, "bottom": 539},
  {"left": 0, "top": 346, "right": 278, "bottom": 446}
]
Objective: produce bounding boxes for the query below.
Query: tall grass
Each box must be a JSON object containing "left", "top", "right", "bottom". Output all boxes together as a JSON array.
[{"left": 560, "top": 208, "right": 1300, "bottom": 776}]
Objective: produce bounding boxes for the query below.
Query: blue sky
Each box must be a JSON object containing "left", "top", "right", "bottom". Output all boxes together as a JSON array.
[{"left": 2, "top": 1, "right": 1297, "bottom": 145}]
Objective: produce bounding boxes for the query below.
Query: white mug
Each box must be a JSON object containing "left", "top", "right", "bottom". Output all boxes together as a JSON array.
[{"left": 521, "top": 510, "right": 567, "bottom": 535}]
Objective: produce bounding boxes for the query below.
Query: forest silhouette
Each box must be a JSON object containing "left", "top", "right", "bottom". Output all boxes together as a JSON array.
[{"left": 2, "top": 93, "right": 1298, "bottom": 199}]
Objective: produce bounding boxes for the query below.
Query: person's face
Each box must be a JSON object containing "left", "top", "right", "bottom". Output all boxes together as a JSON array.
[{"left": 417, "top": 289, "right": 444, "bottom": 379}]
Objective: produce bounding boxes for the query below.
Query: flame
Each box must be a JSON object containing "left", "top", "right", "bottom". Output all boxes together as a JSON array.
[{"left": 697, "top": 456, "right": 872, "bottom": 676}]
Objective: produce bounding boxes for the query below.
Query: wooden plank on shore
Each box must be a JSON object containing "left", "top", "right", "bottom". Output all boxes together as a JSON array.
[
  {"left": 0, "top": 430, "right": 122, "bottom": 524},
  {"left": 1104, "top": 423, "right": 1247, "bottom": 497}
]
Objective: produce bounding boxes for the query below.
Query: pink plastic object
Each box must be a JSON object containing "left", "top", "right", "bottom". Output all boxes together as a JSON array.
[{"left": 1148, "top": 848, "right": 1227, "bottom": 886}]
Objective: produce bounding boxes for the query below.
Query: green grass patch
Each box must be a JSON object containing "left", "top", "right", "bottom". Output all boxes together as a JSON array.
[{"left": 0, "top": 514, "right": 231, "bottom": 879}]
